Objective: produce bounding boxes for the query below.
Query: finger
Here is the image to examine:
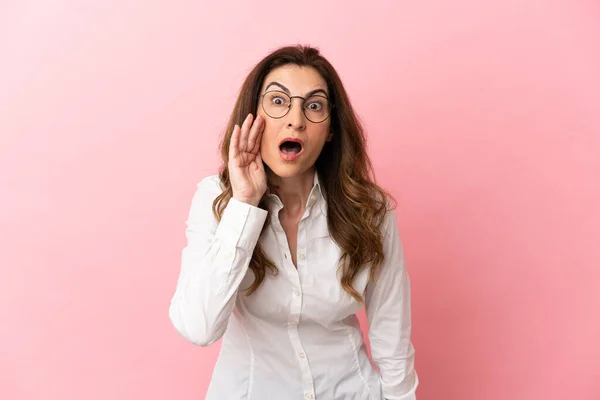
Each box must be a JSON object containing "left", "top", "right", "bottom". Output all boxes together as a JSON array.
[
  {"left": 251, "top": 123, "right": 264, "bottom": 155},
  {"left": 229, "top": 125, "right": 240, "bottom": 163},
  {"left": 251, "top": 114, "right": 266, "bottom": 154},
  {"left": 255, "top": 149, "right": 264, "bottom": 169},
  {"left": 247, "top": 114, "right": 263, "bottom": 154},
  {"left": 239, "top": 113, "right": 253, "bottom": 153}
]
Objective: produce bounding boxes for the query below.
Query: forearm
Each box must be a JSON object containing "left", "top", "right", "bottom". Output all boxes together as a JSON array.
[{"left": 169, "top": 197, "right": 267, "bottom": 346}]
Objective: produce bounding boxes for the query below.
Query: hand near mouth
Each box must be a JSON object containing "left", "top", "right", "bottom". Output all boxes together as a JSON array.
[{"left": 228, "top": 113, "right": 267, "bottom": 206}]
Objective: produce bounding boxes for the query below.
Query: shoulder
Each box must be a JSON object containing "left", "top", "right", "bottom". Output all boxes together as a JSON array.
[
  {"left": 187, "top": 174, "right": 225, "bottom": 219},
  {"left": 196, "top": 173, "right": 224, "bottom": 192},
  {"left": 192, "top": 173, "right": 227, "bottom": 201},
  {"left": 381, "top": 198, "right": 401, "bottom": 241},
  {"left": 375, "top": 202, "right": 406, "bottom": 273}
]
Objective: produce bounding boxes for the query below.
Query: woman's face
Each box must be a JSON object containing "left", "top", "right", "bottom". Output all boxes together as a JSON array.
[{"left": 257, "top": 65, "right": 333, "bottom": 179}]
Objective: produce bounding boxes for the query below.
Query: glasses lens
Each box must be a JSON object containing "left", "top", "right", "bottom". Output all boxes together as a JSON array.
[
  {"left": 261, "top": 91, "right": 332, "bottom": 123},
  {"left": 303, "top": 94, "right": 330, "bottom": 123},
  {"left": 262, "top": 91, "right": 290, "bottom": 118}
]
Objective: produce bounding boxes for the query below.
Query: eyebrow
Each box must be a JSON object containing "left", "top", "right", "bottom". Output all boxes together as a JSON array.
[{"left": 264, "top": 81, "right": 329, "bottom": 98}]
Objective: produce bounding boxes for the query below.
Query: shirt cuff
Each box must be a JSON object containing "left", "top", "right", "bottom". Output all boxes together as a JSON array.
[{"left": 215, "top": 197, "right": 268, "bottom": 250}]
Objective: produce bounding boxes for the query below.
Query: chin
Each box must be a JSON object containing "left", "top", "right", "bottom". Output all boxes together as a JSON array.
[{"left": 264, "top": 159, "right": 310, "bottom": 179}]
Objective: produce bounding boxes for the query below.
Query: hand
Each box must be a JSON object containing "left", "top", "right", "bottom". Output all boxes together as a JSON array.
[{"left": 228, "top": 113, "right": 267, "bottom": 206}]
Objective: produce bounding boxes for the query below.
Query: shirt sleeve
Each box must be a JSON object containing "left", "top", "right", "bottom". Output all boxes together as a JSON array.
[
  {"left": 168, "top": 176, "right": 268, "bottom": 346},
  {"left": 365, "top": 208, "right": 419, "bottom": 399}
]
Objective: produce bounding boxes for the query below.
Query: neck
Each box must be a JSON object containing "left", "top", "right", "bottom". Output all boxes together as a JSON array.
[{"left": 268, "top": 168, "right": 315, "bottom": 218}]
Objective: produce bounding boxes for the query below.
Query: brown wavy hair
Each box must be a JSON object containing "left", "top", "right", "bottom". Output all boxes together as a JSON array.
[{"left": 213, "top": 44, "right": 396, "bottom": 302}]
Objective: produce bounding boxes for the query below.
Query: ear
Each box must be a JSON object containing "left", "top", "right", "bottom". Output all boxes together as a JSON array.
[{"left": 326, "top": 131, "right": 334, "bottom": 142}]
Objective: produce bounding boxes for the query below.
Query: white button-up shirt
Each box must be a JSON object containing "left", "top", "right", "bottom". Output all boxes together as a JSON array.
[{"left": 169, "top": 172, "right": 418, "bottom": 399}]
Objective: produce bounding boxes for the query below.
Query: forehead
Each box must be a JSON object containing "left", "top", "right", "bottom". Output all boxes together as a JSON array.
[{"left": 261, "top": 65, "right": 328, "bottom": 94}]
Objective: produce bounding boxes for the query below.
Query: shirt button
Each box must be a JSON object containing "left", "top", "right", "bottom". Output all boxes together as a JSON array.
[
  {"left": 299, "top": 252, "right": 305, "bottom": 260},
  {"left": 306, "top": 394, "right": 314, "bottom": 400},
  {"left": 294, "top": 290, "right": 301, "bottom": 297},
  {"left": 299, "top": 352, "right": 306, "bottom": 358}
]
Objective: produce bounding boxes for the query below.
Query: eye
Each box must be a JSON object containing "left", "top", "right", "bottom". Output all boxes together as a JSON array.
[
  {"left": 306, "top": 101, "right": 323, "bottom": 111},
  {"left": 272, "top": 96, "right": 284, "bottom": 105},
  {"left": 266, "top": 92, "right": 289, "bottom": 107}
]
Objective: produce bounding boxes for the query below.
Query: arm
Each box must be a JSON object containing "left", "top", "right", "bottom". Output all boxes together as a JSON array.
[
  {"left": 168, "top": 176, "right": 267, "bottom": 346},
  {"left": 365, "top": 209, "right": 419, "bottom": 399}
]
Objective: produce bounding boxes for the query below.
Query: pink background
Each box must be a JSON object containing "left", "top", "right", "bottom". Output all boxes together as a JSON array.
[{"left": 1, "top": 1, "right": 599, "bottom": 399}]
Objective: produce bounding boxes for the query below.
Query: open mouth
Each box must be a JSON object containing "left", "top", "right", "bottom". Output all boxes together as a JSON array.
[
  {"left": 278, "top": 139, "right": 304, "bottom": 161},
  {"left": 279, "top": 140, "right": 303, "bottom": 155}
]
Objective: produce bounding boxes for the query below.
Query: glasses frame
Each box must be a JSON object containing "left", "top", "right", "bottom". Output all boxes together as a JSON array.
[{"left": 259, "top": 90, "right": 334, "bottom": 124}]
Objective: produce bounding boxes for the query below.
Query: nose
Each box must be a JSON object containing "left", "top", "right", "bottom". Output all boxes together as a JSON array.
[{"left": 286, "top": 98, "right": 306, "bottom": 130}]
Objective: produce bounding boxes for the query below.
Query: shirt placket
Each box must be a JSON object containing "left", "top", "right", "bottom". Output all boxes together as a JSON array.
[
  {"left": 269, "top": 188, "right": 319, "bottom": 400},
  {"left": 287, "top": 215, "right": 315, "bottom": 400}
]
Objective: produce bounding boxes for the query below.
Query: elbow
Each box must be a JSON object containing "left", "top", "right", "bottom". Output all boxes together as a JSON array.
[{"left": 168, "top": 299, "right": 225, "bottom": 347}]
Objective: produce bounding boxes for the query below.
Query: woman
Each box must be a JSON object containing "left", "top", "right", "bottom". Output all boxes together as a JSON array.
[{"left": 169, "top": 45, "right": 418, "bottom": 400}]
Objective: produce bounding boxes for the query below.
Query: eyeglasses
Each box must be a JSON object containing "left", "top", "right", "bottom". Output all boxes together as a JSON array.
[{"left": 260, "top": 90, "right": 333, "bottom": 123}]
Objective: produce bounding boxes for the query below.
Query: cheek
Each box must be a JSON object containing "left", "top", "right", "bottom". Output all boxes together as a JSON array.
[
  {"left": 260, "top": 123, "right": 278, "bottom": 152},
  {"left": 307, "top": 126, "right": 331, "bottom": 147},
  {"left": 260, "top": 131, "right": 269, "bottom": 150},
  {"left": 261, "top": 118, "right": 283, "bottom": 144}
]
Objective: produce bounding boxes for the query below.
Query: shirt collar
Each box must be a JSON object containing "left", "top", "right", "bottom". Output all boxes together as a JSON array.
[
  {"left": 265, "top": 169, "right": 327, "bottom": 213},
  {"left": 313, "top": 169, "right": 327, "bottom": 203}
]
